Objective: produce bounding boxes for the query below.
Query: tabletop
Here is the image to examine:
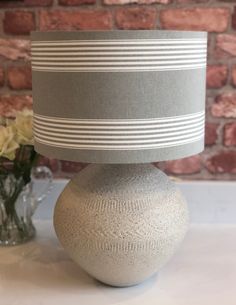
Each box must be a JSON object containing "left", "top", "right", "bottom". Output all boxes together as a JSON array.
[{"left": 1, "top": 220, "right": 236, "bottom": 305}]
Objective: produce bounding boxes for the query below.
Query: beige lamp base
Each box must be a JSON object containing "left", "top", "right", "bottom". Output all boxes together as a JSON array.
[{"left": 54, "top": 164, "right": 189, "bottom": 287}]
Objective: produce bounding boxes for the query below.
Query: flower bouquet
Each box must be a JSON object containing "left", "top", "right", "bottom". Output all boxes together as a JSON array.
[{"left": 0, "top": 109, "right": 52, "bottom": 246}]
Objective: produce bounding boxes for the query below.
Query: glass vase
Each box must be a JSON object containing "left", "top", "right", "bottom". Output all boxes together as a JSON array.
[{"left": 0, "top": 166, "right": 52, "bottom": 246}]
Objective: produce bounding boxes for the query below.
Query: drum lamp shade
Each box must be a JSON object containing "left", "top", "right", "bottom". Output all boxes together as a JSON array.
[{"left": 31, "top": 30, "right": 207, "bottom": 163}]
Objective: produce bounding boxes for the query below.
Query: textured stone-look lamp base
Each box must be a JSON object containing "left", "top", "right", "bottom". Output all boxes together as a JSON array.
[{"left": 54, "top": 164, "right": 189, "bottom": 287}]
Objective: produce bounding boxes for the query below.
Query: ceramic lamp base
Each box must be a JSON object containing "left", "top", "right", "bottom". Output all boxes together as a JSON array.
[{"left": 54, "top": 164, "right": 189, "bottom": 287}]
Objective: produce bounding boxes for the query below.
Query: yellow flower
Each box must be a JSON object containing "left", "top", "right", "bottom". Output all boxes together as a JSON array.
[
  {"left": 0, "top": 116, "right": 6, "bottom": 126},
  {"left": 14, "top": 109, "right": 34, "bottom": 145},
  {"left": 0, "top": 125, "right": 19, "bottom": 160}
]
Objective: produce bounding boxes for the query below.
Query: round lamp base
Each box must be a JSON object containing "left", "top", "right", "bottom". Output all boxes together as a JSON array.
[{"left": 54, "top": 164, "right": 189, "bottom": 287}]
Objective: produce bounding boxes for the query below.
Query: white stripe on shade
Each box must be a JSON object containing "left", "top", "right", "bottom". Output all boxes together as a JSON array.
[
  {"left": 31, "top": 38, "right": 207, "bottom": 73},
  {"left": 34, "top": 129, "right": 203, "bottom": 144},
  {"left": 35, "top": 133, "right": 204, "bottom": 150},
  {"left": 32, "top": 54, "right": 206, "bottom": 61},
  {"left": 31, "top": 39, "right": 207, "bottom": 46},
  {"left": 34, "top": 125, "right": 204, "bottom": 139},
  {"left": 34, "top": 111, "right": 205, "bottom": 150},
  {"left": 32, "top": 50, "right": 207, "bottom": 56},
  {"left": 32, "top": 64, "right": 206, "bottom": 72},
  {"left": 34, "top": 117, "right": 204, "bottom": 130},
  {"left": 33, "top": 120, "right": 204, "bottom": 134},
  {"left": 34, "top": 111, "right": 204, "bottom": 124},
  {"left": 32, "top": 59, "right": 206, "bottom": 66},
  {"left": 32, "top": 45, "right": 207, "bottom": 51}
]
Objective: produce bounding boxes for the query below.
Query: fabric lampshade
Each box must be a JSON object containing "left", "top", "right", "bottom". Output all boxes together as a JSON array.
[{"left": 31, "top": 30, "right": 207, "bottom": 163}]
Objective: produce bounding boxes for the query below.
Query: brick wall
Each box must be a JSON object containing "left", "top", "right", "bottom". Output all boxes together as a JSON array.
[{"left": 0, "top": 0, "right": 236, "bottom": 180}]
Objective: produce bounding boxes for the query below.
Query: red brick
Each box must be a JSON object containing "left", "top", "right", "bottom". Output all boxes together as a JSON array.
[
  {"left": 224, "top": 123, "right": 236, "bottom": 146},
  {"left": 0, "top": 95, "right": 32, "bottom": 117},
  {"left": 25, "top": 0, "right": 53, "bottom": 4},
  {"left": 0, "top": 68, "right": 4, "bottom": 87},
  {"left": 165, "top": 156, "right": 201, "bottom": 175},
  {"left": 216, "top": 34, "right": 236, "bottom": 56},
  {"left": 115, "top": 7, "right": 157, "bottom": 30},
  {"left": 7, "top": 66, "right": 32, "bottom": 90},
  {"left": 177, "top": 0, "right": 209, "bottom": 2},
  {"left": 206, "top": 65, "right": 228, "bottom": 89},
  {"left": 4, "top": 11, "right": 35, "bottom": 35},
  {"left": 160, "top": 8, "right": 230, "bottom": 32},
  {"left": 59, "top": 0, "right": 95, "bottom": 4},
  {"left": 205, "top": 122, "right": 219, "bottom": 146},
  {"left": 37, "top": 156, "right": 59, "bottom": 173},
  {"left": 211, "top": 93, "right": 236, "bottom": 118},
  {"left": 0, "top": 39, "right": 30, "bottom": 61},
  {"left": 205, "top": 151, "right": 236, "bottom": 173},
  {"left": 0, "top": 0, "right": 52, "bottom": 7},
  {"left": 61, "top": 161, "right": 87, "bottom": 173},
  {"left": 232, "top": 7, "right": 236, "bottom": 30},
  {"left": 105, "top": 0, "right": 169, "bottom": 4},
  {"left": 231, "top": 65, "right": 236, "bottom": 87},
  {"left": 39, "top": 10, "right": 112, "bottom": 30}
]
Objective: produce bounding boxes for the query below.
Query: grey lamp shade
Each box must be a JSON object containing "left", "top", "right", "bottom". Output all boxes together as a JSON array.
[{"left": 31, "top": 30, "right": 207, "bottom": 163}]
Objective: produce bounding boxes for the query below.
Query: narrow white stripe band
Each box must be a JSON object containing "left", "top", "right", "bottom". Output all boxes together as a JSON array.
[
  {"left": 33, "top": 118, "right": 204, "bottom": 130},
  {"left": 32, "top": 54, "right": 206, "bottom": 61},
  {"left": 31, "top": 38, "right": 207, "bottom": 73},
  {"left": 33, "top": 120, "right": 204, "bottom": 134},
  {"left": 32, "top": 45, "right": 207, "bottom": 51},
  {"left": 34, "top": 111, "right": 204, "bottom": 124},
  {"left": 32, "top": 50, "right": 207, "bottom": 56},
  {"left": 32, "top": 59, "right": 206, "bottom": 66},
  {"left": 32, "top": 64, "right": 206, "bottom": 72},
  {"left": 34, "top": 110, "right": 204, "bottom": 150},
  {"left": 35, "top": 130, "right": 203, "bottom": 144},
  {"left": 35, "top": 134, "right": 204, "bottom": 150},
  {"left": 32, "top": 39, "right": 207, "bottom": 46},
  {"left": 34, "top": 117, "right": 204, "bottom": 130},
  {"left": 34, "top": 125, "right": 204, "bottom": 139}
]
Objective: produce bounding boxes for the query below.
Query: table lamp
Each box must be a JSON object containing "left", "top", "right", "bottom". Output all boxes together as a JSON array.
[{"left": 31, "top": 30, "right": 207, "bottom": 287}]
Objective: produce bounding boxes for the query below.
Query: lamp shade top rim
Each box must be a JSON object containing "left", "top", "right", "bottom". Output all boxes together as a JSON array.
[{"left": 31, "top": 29, "right": 207, "bottom": 40}]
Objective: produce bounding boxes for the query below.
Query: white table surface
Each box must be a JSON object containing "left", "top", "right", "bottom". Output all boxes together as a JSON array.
[{"left": 1, "top": 220, "right": 236, "bottom": 305}]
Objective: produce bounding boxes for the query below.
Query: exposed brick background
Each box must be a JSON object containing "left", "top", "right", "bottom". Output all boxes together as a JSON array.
[
  {"left": 7, "top": 66, "right": 32, "bottom": 89},
  {"left": 39, "top": 10, "right": 113, "bottom": 30},
  {"left": 3, "top": 11, "right": 36, "bottom": 35},
  {"left": 0, "top": 0, "right": 236, "bottom": 180}
]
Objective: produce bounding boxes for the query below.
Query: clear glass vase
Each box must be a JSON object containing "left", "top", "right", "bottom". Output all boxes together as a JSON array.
[{"left": 0, "top": 166, "right": 52, "bottom": 246}]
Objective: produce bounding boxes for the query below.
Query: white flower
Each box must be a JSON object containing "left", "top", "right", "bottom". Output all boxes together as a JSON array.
[
  {"left": 14, "top": 109, "right": 34, "bottom": 145},
  {"left": 0, "top": 125, "right": 19, "bottom": 160}
]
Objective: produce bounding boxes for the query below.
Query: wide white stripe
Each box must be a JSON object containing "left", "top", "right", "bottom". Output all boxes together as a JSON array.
[
  {"left": 34, "top": 111, "right": 204, "bottom": 124},
  {"left": 32, "top": 54, "right": 206, "bottom": 61},
  {"left": 32, "top": 45, "right": 207, "bottom": 51},
  {"left": 32, "top": 50, "right": 207, "bottom": 56},
  {"left": 33, "top": 120, "right": 204, "bottom": 134},
  {"left": 34, "top": 125, "right": 204, "bottom": 139},
  {"left": 32, "top": 39, "right": 207, "bottom": 46},
  {"left": 32, "top": 63, "right": 206, "bottom": 72},
  {"left": 35, "top": 134, "right": 204, "bottom": 150}
]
